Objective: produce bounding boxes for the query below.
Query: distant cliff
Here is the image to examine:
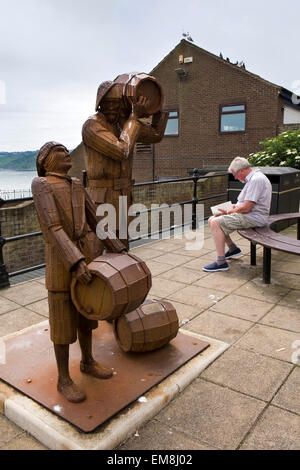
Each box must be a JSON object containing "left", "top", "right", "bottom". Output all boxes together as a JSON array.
[{"left": 0, "top": 151, "right": 38, "bottom": 170}]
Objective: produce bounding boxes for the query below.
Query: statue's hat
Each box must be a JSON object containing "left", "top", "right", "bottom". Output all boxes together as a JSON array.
[
  {"left": 95, "top": 81, "right": 114, "bottom": 111},
  {"left": 36, "top": 141, "right": 68, "bottom": 176}
]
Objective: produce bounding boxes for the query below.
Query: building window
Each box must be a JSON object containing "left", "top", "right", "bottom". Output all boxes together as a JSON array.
[
  {"left": 220, "top": 104, "right": 246, "bottom": 133},
  {"left": 165, "top": 110, "right": 179, "bottom": 136}
]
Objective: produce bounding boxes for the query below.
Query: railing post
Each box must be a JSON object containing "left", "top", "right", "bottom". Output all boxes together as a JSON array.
[
  {"left": 192, "top": 169, "right": 199, "bottom": 230},
  {"left": 0, "top": 229, "right": 9, "bottom": 288}
]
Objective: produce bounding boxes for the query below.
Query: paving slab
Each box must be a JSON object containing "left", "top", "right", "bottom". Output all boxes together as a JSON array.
[
  {"left": 161, "top": 301, "right": 203, "bottom": 326},
  {"left": 273, "top": 261, "right": 300, "bottom": 275},
  {"left": 155, "top": 379, "right": 266, "bottom": 450},
  {"left": 168, "top": 285, "right": 227, "bottom": 310},
  {"left": 172, "top": 247, "right": 213, "bottom": 259},
  {"left": 34, "top": 277, "right": 46, "bottom": 285},
  {"left": 278, "top": 289, "right": 300, "bottom": 309},
  {"left": 218, "top": 259, "right": 261, "bottom": 281},
  {"left": 270, "top": 272, "right": 300, "bottom": 290},
  {"left": 0, "top": 297, "right": 20, "bottom": 316},
  {"left": 180, "top": 257, "right": 216, "bottom": 271},
  {"left": 209, "top": 294, "right": 273, "bottom": 322},
  {"left": 149, "top": 278, "right": 187, "bottom": 298},
  {"left": 240, "top": 406, "right": 300, "bottom": 450},
  {"left": 233, "top": 279, "right": 289, "bottom": 304},
  {"left": 152, "top": 253, "right": 195, "bottom": 267},
  {"left": 25, "top": 298, "right": 49, "bottom": 318},
  {"left": 236, "top": 325, "right": 300, "bottom": 363},
  {"left": 194, "top": 272, "right": 249, "bottom": 293},
  {"left": 145, "top": 240, "right": 186, "bottom": 252},
  {"left": 278, "top": 253, "right": 300, "bottom": 263},
  {"left": 184, "top": 310, "right": 253, "bottom": 344},
  {"left": 0, "top": 281, "right": 47, "bottom": 306},
  {"left": 118, "top": 419, "right": 217, "bottom": 450},
  {"left": 259, "top": 305, "right": 300, "bottom": 333},
  {"left": 130, "top": 247, "right": 164, "bottom": 261},
  {"left": 201, "top": 346, "right": 293, "bottom": 401},
  {"left": 0, "top": 413, "right": 23, "bottom": 447},
  {"left": 0, "top": 325, "right": 228, "bottom": 450},
  {"left": 142, "top": 260, "right": 173, "bottom": 276},
  {"left": 272, "top": 367, "right": 300, "bottom": 415},
  {"left": 0, "top": 432, "right": 47, "bottom": 450},
  {"left": 0, "top": 308, "right": 45, "bottom": 337},
  {"left": 159, "top": 266, "right": 208, "bottom": 284}
]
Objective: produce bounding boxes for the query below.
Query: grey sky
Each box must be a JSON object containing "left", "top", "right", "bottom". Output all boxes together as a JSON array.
[{"left": 1, "top": 0, "right": 299, "bottom": 151}]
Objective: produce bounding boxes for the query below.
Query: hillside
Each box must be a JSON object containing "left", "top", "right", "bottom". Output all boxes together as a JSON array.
[{"left": 0, "top": 151, "right": 38, "bottom": 170}]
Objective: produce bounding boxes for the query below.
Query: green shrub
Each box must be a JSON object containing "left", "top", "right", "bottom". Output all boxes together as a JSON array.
[{"left": 248, "top": 129, "right": 300, "bottom": 169}]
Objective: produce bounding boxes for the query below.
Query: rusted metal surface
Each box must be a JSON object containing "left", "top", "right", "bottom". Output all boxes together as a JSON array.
[
  {"left": 0, "top": 322, "right": 209, "bottom": 432},
  {"left": 114, "top": 299, "right": 179, "bottom": 352}
]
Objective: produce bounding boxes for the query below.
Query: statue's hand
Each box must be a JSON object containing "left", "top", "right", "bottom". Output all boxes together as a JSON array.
[
  {"left": 131, "top": 96, "right": 149, "bottom": 119},
  {"left": 73, "top": 260, "right": 93, "bottom": 285}
]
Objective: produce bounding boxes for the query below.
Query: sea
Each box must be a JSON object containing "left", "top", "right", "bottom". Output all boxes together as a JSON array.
[{"left": 0, "top": 169, "right": 37, "bottom": 199}]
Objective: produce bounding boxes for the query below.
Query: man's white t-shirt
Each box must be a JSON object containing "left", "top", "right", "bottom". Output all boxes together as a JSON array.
[{"left": 237, "top": 169, "right": 272, "bottom": 226}]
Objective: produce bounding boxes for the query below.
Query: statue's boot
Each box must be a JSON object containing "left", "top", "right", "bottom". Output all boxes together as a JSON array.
[
  {"left": 80, "top": 360, "right": 113, "bottom": 379},
  {"left": 57, "top": 380, "right": 86, "bottom": 403}
]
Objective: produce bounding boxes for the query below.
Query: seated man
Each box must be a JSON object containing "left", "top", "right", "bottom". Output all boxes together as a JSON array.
[{"left": 203, "top": 157, "right": 272, "bottom": 272}]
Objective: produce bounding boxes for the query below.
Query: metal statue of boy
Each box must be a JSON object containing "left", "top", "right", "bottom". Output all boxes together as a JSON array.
[{"left": 32, "top": 142, "right": 126, "bottom": 403}]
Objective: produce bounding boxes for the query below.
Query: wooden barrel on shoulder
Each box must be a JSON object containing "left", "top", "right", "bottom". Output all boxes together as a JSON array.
[
  {"left": 113, "top": 299, "right": 179, "bottom": 352},
  {"left": 114, "top": 72, "right": 163, "bottom": 118},
  {"left": 71, "top": 253, "right": 152, "bottom": 321}
]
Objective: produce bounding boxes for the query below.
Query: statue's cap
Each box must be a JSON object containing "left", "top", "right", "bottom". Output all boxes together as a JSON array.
[
  {"left": 36, "top": 141, "right": 68, "bottom": 176},
  {"left": 95, "top": 81, "right": 115, "bottom": 111}
]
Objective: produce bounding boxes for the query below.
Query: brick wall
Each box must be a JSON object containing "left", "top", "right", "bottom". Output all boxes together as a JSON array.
[
  {"left": 133, "top": 40, "right": 283, "bottom": 182},
  {"left": 278, "top": 123, "right": 300, "bottom": 133}
]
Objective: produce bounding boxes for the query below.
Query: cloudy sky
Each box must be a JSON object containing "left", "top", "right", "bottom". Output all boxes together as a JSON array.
[{"left": 1, "top": 0, "right": 300, "bottom": 151}]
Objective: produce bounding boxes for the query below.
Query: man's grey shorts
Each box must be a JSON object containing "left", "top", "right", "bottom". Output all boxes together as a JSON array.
[{"left": 217, "top": 213, "right": 257, "bottom": 236}]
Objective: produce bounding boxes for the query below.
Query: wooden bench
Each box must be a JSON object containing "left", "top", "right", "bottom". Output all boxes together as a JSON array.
[{"left": 238, "top": 212, "right": 300, "bottom": 284}]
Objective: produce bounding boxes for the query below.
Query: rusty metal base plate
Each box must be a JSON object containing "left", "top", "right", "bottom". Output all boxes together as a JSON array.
[{"left": 0, "top": 322, "right": 209, "bottom": 432}]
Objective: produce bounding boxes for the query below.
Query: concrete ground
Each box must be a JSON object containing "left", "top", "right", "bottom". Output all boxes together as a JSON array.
[{"left": 0, "top": 224, "right": 299, "bottom": 450}]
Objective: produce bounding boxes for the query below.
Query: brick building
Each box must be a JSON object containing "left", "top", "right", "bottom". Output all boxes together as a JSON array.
[{"left": 133, "top": 39, "right": 300, "bottom": 182}]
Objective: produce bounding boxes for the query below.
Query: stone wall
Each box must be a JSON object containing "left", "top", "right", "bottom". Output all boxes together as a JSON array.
[
  {"left": 0, "top": 200, "right": 45, "bottom": 274},
  {"left": 132, "top": 173, "right": 227, "bottom": 237}
]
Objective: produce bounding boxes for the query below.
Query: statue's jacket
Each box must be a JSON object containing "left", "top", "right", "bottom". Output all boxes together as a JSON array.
[
  {"left": 82, "top": 111, "right": 168, "bottom": 208},
  {"left": 31, "top": 173, "right": 104, "bottom": 292}
]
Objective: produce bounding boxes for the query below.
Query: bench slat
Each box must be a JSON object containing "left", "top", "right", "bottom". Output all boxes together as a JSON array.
[
  {"left": 238, "top": 212, "right": 300, "bottom": 255},
  {"left": 255, "top": 227, "right": 300, "bottom": 248},
  {"left": 238, "top": 212, "right": 300, "bottom": 284},
  {"left": 240, "top": 233, "right": 300, "bottom": 254},
  {"left": 268, "top": 213, "right": 300, "bottom": 226}
]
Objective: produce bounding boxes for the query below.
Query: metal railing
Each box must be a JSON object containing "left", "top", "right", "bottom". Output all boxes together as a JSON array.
[
  {"left": 0, "top": 189, "right": 32, "bottom": 200},
  {"left": 0, "top": 170, "right": 228, "bottom": 287}
]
